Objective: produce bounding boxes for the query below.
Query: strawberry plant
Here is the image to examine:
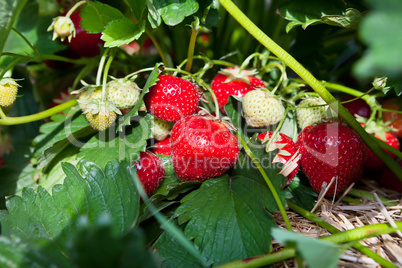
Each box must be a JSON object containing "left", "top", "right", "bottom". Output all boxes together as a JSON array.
[{"left": 1, "top": 0, "right": 402, "bottom": 267}]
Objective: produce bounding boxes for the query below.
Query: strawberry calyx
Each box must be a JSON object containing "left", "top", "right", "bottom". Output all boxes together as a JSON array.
[
  {"left": 219, "top": 67, "right": 260, "bottom": 85},
  {"left": 196, "top": 108, "right": 237, "bottom": 132},
  {"left": 356, "top": 115, "right": 396, "bottom": 141},
  {"left": 82, "top": 99, "right": 122, "bottom": 117}
]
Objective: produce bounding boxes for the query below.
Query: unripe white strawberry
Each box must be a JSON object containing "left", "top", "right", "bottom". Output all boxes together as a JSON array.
[
  {"left": 242, "top": 89, "right": 285, "bottom": 127},
  {"left": 84, "top": 101, "right": 120, "bottom": 131},
  {"left": 151, "top": 117, "right": 174, "bottom": 141},
  {"left": 106, "top": 78, "right": 141, "bottom": 109},
  {"left": 47, "top": 16, "right": 76, "bottom": 42},
  {"left": 77, "top": 87, "right": 103, "bottom": 111},
  {"left": 296, "top": 97, "right": 327, "bottom": 130},
  {"left": 0, "top": 78, "right": 20, "bottom": 108}
]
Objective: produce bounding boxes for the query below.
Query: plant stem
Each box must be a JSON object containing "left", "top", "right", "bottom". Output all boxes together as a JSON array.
[
  {"left": 0, "top": 99, "right": 78, "bottom": 125},
  {"left": 65, "top": 0, "right": 87, "bottom": 17},
  {"left": 0, "top": 107, "right": 7, "bottom": 119},
  {"left": 288, "top": 202, "right": 397, "bottom": 268},
  {"left": 217, "top": 0, "right": 402, "bottom": 182},
  {"left": 101, "top": 52, "right": 114, "bottom": 102},
  {"left": 237, "top": 134, "right": 292, "bottom": 231},
  {"left": 96, "top": 48, "right": 110, "bottom": 86},
  {"left": 184, "top": 20, "right": 199, "bottom": 73},
  {"left": 217, "top": 222, "right": 402, "bottom": 268},
  {"left": 348, "top": 189, "right": 399, "bottom": 206}
]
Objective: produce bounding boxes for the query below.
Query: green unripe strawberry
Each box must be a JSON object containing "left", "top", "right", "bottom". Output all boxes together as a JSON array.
[
  {"left": 242, "top": 89, "right": 285, "bottom": 127},
  {"left": 47, "top": 16, "right": 76, "bottom": 42},
  {"left": 77, "top": 87, "right": 102, "bottom": 111},
  {"left": 0, "top": 78, "right": 20, "bottom": 108},
  {"left": 296, "top": 97, "right": 327, "bottom": 130},
  {"left": 106, "top": 78, "right": 141, "bottom": 110},
  {"left": 151, "top": 117, "right": 174, "bottom": 141},
  {"left": 84, "top": 101, "right": 119, "bottom": 131}
]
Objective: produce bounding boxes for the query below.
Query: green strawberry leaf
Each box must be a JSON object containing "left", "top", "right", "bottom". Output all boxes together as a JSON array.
[
  {"left": 0, "top": 210, "right": 160, "bottom": 267},
  {"left": 0, "top": 1, "right": 65, "bottom": 67},
  {"left": 80, "top": 1, "right": 125, "bottom": 33},
  {"left": 0, "top": 160, "right": 140, "bottom": 246},
  {"left": 286, "top": 176, "right": 317, "bottom": 211},
  {"left": 0, "top": 0, "right": 28, "bottom": 55},
  {"left": 156, "top": 175, "right": 276, "bottom": 266},
  {"left": 126, "top": 0, "right": 147, "bottom": 22},
  {"left": 0, "top": 146, "right": 37, "bottom": 198},
  {"left": 353, "top": 0, "right": 402, "bottom": 94},
  {"left": 32, "top": 107, "right": 95, "bottom": 170},
  {"left": 154, "top": 218, "right": 208, "bottom": 268},
  {"left": 78, "top": 112, "right": 152, "bottom": 169},
  {"left": 278, "top": 0, "right": 361, "bottom": 32},
  {"left": 68, "top": 215, "right": 160, "bottom": 267},
  {"left": 272, "top": 228, "right": 344, "bottom": 268},
  {"left": 147, "top": 0, "right": 199, "bottom": 28},
  {"left": 117, "top": 62, "right": 161, "bottom": 132},
  {"left": 38, "top": 145, "right": 81, "bottom": 192},
  {"left": 0, "top": 236, "right": 65, "bottom": 267},
  {"left": 102, "top": 18, "right": 146, "bottom": 48}
]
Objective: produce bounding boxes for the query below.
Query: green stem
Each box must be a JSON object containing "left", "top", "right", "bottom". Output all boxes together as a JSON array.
[
  {"left": 101, "top": 52, "right": 114, "bottom": 102},
  {"left": 96, "top": 48, "right": 110, "bottom": 86},
  {"left": 288, "top": 202, "right": 397, "bottom": 268},
  {"left": 237, "top": 134, "right": 292, "bottom": 231},
  {"left": 218, "top": 0, "right": 402, "bottom": 182},
  {"left": 11, "top": 27, "right": 37, "bottom": 53},
  {"left": 184, "top": 21, "right": 199, "bottom": 73},
  {"left": 0, "top": 58, "right": 23, "bottom": 79},
  {"left": 0, "top": 99, "right": 78, "bottom": 125},
  {"left": 217, "top": 222, "right": 402, "bottom": 268},
  {"left": 348, "top": 189, "right": 399, "bottom": 206},
  {"left": 145, "top": 28, "right": 170, "bottom": 68},
  {"left": 65, "top": 0, "right": 87, "bottom": 17},
  {"left": 0, "top": 107, "right": 7, "bottom": 119}
]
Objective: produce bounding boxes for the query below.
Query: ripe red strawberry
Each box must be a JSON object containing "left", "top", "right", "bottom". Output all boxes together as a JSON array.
[
  {"left": 379, "top": 160, "right": 402, "bottom": 192},
  {"left": 144, "top": 74, "right": 199, "bottom": 122},
  {"left": 257, "top": 132, "right": 300, "bottom": 182},
  {"left": 361, "top": 121, "right": 400, "bottom": 172},
  {"left": 151, "top": 137, "right": 172, "bottom": 156},
  {"left": 171, "top": 115, "right": 240, "bottom": 181},
  {"left": 382, "top": 98, "right": 402, "bottom": 138},
  {"left": 136, "top": 151, "right": 165, "bottom": 195},
  {"left": 68, "top": 11, "right": 104, "bottom": 58},
  {"left": 341, "top": 96, "right": 371, "bottom": 119},
  {"left": 296, "top": 121, "right": 367, "bottom": 197},
  {"left": 211, "top": 67, "right": 264, "bottom": 112}
]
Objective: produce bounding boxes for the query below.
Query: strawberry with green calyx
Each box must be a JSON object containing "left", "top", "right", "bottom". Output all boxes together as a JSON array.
[
  {"left": 151, "top": 117, "right": 174, "bottom": 141},
  {"left": 135, "top": 151, "right": 165, "bottom": 195},
  {"left": 106, "top": 78, "right": 141, "bottom": 110},
  {"left": 257, "top": 132, "right": 300, "bottom": 182},
  {"left": 74, "top": 82, "right": 103, "bottom": 111},
  {"left": 296, "top": 96, "right": 328, "bottom": 130},
  {"left": 144, "top": 74, "right": 200, "bottom": 122},
  {"left": 242, "top": 89, "right": 285, "bottom": 127},
  {"left": 83, "top": 99, "right": 121, "bottom": 131},
  {"left": 171, "top": 114, "right": 240, "bottom": 182},
  {"left": 357, "top": 116, "right": 400, "bottom": 172},
  {"left": 0, "top": 78, "right": 20, "bottom": 108},
  {"left": 151, "top": 137, "right": 172, "bottom": 156},
  {"left": 296, "top": 120, "right": 367, "bottom": 197},
  {"left": 211, "top": 67, "right": 265, "bottom": 112}
]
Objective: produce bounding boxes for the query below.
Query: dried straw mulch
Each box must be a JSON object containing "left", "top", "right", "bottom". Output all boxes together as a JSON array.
[{"left": 273, "top": 179, "right": 402, "bottom": 268}]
